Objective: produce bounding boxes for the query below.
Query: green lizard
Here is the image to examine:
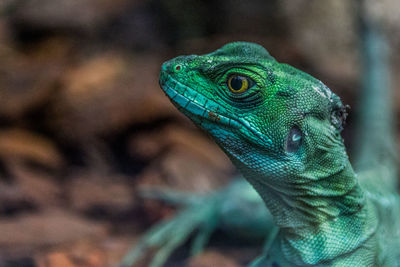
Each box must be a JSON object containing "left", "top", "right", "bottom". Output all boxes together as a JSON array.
[
  {"left": 120, "top": 178, "right": 274, "bottom": 267},
  {"left": 154, "top": 41, "right": 400, "bottom": 266}
]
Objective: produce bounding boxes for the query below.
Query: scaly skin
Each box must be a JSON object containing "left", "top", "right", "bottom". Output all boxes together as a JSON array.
[{"left": 158, "top": 42, "right": 400, "bottom": 266}]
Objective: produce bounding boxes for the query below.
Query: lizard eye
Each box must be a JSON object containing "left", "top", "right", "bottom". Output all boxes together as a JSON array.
[
  {"left": 286, "top": 126, "right": 302, "bottom": 153},
  {"left": 175, "top": 64, "right": 182, "bottom": 71},
  {"left": 227, "top": 75, "right": 252, "bottom": 93}
]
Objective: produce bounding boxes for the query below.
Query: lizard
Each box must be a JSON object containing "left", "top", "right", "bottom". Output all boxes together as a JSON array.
[
  {"left": 154, "top": 41, "right": 400, "bottom": 266},
  {"left": 119, "top": 178, "right": 275, "bottom": 267}
]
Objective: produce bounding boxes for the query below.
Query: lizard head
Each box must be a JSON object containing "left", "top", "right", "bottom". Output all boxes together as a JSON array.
[{"left": 159, "top": 42, "right": 349, "bottom": 187}]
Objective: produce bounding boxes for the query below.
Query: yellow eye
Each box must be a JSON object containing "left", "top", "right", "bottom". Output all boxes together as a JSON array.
[{"left": 227, "top": 75, "right": 249, "bottom": 93}]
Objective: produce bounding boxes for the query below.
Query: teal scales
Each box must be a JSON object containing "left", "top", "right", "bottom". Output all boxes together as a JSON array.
[{"left": 157, "top": 42, "right": 400, "bottom": 266}]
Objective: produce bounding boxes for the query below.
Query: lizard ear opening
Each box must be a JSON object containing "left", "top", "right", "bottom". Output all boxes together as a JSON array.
[
  {"left": 330, "top": 95, "right": 350, "bottom": 132},
  {"left": 285, "top": 126, "right": 302, "bottom": 153}
]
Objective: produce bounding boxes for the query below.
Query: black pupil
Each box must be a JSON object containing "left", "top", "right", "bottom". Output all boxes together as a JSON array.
[
  {"left": 230, "top": 76, "right": 244, "bottom": 91},
  {"left": 286, "top": 126, "right": 302, "bottom": 153}
]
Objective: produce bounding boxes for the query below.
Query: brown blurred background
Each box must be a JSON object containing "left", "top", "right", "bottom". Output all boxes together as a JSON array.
[{"left": 0, "top": 0, "right": 399, "bottom": 266}]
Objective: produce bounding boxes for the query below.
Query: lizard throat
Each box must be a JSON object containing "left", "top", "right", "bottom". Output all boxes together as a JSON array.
[{"left": 248, "top": 160, "right": 378, "bottom": 265}]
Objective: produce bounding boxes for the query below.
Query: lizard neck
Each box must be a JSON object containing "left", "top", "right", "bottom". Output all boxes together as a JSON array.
[{"left": 242, "top": 159, "right": 378, "bottom": 265}]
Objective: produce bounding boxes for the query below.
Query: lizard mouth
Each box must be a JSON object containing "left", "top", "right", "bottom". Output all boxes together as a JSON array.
[
  {"left": 159, "top": 73, "right": 273, "bottom": 148},
  {"left": 160, "top": 75, "right": 242, "bottom": 129}
]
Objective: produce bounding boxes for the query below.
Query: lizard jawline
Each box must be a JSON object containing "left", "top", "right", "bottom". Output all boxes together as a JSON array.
[{"left": 161, "top": 76, "right": 273, "bottom": 148}]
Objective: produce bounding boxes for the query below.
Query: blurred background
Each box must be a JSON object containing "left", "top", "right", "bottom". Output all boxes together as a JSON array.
[{"left": 0, "top": 0, "right": 399, "bottom": 266}]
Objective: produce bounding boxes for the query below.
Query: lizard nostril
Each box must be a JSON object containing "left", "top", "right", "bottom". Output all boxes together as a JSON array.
[{"left": 161, "top": 62, "right": 169, "bottom": 73}]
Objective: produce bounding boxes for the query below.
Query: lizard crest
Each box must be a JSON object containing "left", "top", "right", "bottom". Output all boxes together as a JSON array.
[{"left": 159, "top": 42, "right": 398, "bottom": 266}]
